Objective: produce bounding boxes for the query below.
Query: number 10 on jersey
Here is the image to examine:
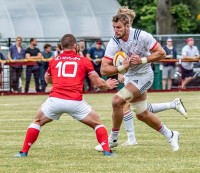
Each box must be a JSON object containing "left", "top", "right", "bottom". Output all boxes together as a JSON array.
[{"left": 56, "top": 61, "right": 78, "bottom": 77}]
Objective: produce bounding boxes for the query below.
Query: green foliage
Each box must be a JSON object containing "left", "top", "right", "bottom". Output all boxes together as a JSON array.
[
  {"left": 139, "top": 6, "right": 157, "bottom": 33},
  {"left": 170, "top": 3, "right": 200, "bottom": 33},
  {"left": 117, "top": 0, "right": 158, "bottom": 33},
  {"left": 117, "top": 0, "right": 200, "bottom": 34},
  {"left": 172, "top": 0, "right": 200, "bottom": 16},
  {"left": 168, "top": 0, "right": 200, "bottom": 33}
]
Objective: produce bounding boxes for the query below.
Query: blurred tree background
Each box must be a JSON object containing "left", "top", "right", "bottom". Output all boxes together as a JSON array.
[{"left": 117, "top": 0, "right": 200, "bottom": 34}]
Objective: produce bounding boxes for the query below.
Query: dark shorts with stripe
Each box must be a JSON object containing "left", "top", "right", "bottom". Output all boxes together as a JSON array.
[{"left": 181, "top": 66, "right": 194, "bottom": 80}]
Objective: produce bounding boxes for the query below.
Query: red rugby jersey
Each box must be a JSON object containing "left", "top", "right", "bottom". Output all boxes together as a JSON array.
[{"left": 46, "top": 50, "right": 94, "bottom": 100}]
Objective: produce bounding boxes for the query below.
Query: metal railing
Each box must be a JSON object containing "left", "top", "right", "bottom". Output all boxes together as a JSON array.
[
  {"left": 0, "top": 34, "right": 200, "bottom": 55},
  {"left": 0, "top": 58, "right": 200, "bottom": 94},
  {"left": 0, "top": 34, "right": 200, "bottom": 93}
]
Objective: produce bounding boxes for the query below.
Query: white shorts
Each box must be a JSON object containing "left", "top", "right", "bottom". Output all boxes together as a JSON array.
[
  {"left": 41, "top": 97, "right": 92, "bottom": 121},
  {"left": 124, "top": 72, "right": 154, "bottom": 94}
]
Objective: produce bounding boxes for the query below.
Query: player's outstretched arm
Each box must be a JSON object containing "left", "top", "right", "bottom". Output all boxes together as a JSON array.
[{"left": 89, "top": 71, "right": 118, "bottom": 91}]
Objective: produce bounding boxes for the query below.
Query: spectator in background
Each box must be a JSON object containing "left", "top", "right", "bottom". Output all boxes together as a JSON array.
[
  {"left": 87, "top": 40, "right": 105, "bottom": 76},
  {"left": 0, "top": 49, "right": 5, "bottom": 88},
  {"left": 87, "top": 40, "right": 105, "bottom": 91},
  {"left": 78, "top": 40, "right": 88, "bottom": 57},
  {"left": 0, "top": 63, "right": 2, "bottom": 88},
  {"left": 0, "top": 46, "right": 6, "bottom": 60},
  {"left": 25, "top": 38, "right": 43, "bottom": 93},
  {"left": 8, "top": 36, "right": 25, "bottom": 93},
  {"left": 76, "top": 44, "right": 82, "bottom": 55},
  {"left": 40, "top": 44, "right": 54, "bottom": 92},
  {"left": 162, "top": 38, "right": 177, "bottom": 90},
  {"left": 181, "top": 38, "right": 199, "bottom": 89},
  {"left": 54, "top": 43, "right": 63, "bottom": 57},
  {"left": 78, "top": 40, "right": 91, "bottom": 91},
  {"left": 0, "top": 54, "right": 5, "bottom": 61}
]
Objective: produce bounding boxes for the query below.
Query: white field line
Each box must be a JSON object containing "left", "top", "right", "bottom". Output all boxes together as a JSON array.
[
  {"left": 0, "top": 130, "right": 25, "bottom": 132},
  {"left": 0, "top": 119, "right": 31, "bottom": 122}
]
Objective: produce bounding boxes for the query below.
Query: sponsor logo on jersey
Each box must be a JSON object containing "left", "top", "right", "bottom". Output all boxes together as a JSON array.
[{"left": 55, "top": 56, "right": 80, "bottom": 61}]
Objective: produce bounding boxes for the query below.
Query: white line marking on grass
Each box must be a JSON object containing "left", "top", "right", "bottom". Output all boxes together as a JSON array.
[
  {"left": 0, "top": 130, "right": 25, "bottom": 132},
  {"left": 0, "top": 119, "right": 30, "bottom": 122}
]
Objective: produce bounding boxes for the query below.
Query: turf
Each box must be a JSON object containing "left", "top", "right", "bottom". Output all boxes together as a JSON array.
[{"left": 0, "top": 92, "right": 200, "bottom": 173}]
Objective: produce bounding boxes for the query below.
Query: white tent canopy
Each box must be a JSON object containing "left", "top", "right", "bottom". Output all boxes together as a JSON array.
[{"left": 0, "top": 0, "right": 120, "bottom": 38}]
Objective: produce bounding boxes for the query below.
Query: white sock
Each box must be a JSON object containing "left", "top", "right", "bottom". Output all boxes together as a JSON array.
[
  {"left": 123, "top": 110, "right": 137, "bottom": 143},
  {"left": 109, "top": 129, "right": 120, "bottom": 141},
  {"left": 159, "top": 124, "right": 173, "bottom": 141},
  {"left": 148, "top": 102, "right": 176, "bottom": 113}
]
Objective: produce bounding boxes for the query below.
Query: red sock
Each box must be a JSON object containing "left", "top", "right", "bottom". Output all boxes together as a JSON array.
[
  {"left": 112, "top": 128, "right": 120, "bottom": 132},
  {"left": 21, "top": 123, "right": 41, "bottom": 153},
  {"left": 95, "top": 125, "right": 110, "bottom": 152}
]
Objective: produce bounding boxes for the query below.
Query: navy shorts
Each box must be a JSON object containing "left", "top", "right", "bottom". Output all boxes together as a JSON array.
[{"left": 181, "top": 66, "right": 194, "bottom": 80}]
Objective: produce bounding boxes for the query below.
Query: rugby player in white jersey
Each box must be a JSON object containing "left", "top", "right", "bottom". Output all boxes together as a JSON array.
[
  {"left": 115, "top": 7, "right": 187, "bottom": 146},
  {"left": 96, "top": 14, "right": 180, "bottom": 152},
  {"left": 95, "top": 7, "right": 186, "bottom": 151}
]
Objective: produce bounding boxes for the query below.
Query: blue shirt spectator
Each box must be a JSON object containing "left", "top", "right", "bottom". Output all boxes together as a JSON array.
[
  {"left": 42, "top": 51, "right": 54, "bottom": 59},
  {"left": 162, "top": 38, "right": 177, "bottom": 90},
  {"left": 40, "top": 44, "right": 54, "bottom": 92},
  {"left": 8, "top": 37, "right": 25, "bottom": 92},
  {"left": 87, "top": 41, "right": 105, "bottom": 74},
  {"left": 86, "top": 40, "right": 105, "bottom": 91},
  {"left": 9, "top": 44, "right": 25, "bottom": 60},
  {"left": 163, "top": 38, "right": 177, "bottom": 67},
  {"left": 88, "top": 46, "right": 105, "bottom": 64}
]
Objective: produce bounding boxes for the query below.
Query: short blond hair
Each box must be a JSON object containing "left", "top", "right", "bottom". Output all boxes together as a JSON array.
[
  {"left": 16, "top": 36, "right": 22, "bottom": 41},
  {"left": 117, "top": 6, "right": 136, "bottom": 25},
  {"left": 112, "top": 14, "right": 130, "bottom": 26}
]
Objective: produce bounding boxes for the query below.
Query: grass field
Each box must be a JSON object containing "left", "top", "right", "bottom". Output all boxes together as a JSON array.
[{"left": 0, "top": 92, "right": 200, "bottom": 173}]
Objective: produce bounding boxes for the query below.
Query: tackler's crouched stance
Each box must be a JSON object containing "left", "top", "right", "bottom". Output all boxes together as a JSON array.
[{"left": 14, "top": 34, "right": 119, "bottom": 158}]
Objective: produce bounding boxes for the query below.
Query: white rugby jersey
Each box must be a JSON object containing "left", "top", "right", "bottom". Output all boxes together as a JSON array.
[
  {"left": 104, "top": 28, "right": 157, "bottom": 75},
  {"left": 181, "top": 45, "right": 199, "bottom": 70}
]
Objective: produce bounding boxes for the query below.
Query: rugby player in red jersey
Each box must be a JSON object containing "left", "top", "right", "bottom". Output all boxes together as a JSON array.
[{"left": 15, "top": 34, "right": 118, "bottom": 157}]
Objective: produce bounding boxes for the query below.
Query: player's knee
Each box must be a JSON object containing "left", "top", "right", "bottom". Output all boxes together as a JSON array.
[
  {"left": 116, "top": 87, "right": 134, "bottom": 101},
  {"left": 33, "top": 118, "right": 43, "bottom": 126},
  {"left": 130, "top": 100, "right": 147, "bottom": 117},
  {"left": 136, "top": 111, "right": 148, "bottom": 121},
  {"left": 112, "top": 94, "right": 126, "bottom": 108},
  {"left": 90, "top": 122, "right": 102, "bottom": 129},
  {"left": 33, "top": 117, "right": 51, "bottom": 126}
]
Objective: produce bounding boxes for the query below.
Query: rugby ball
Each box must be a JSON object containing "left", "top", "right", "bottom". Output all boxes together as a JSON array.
[{"left": 113, "top": 51, "right": 126, "bottom": 66}]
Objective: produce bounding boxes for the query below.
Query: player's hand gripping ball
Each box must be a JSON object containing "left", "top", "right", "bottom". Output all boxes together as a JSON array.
[{"left": 113, "top": 51, "right": 126, "bottom": 67}]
